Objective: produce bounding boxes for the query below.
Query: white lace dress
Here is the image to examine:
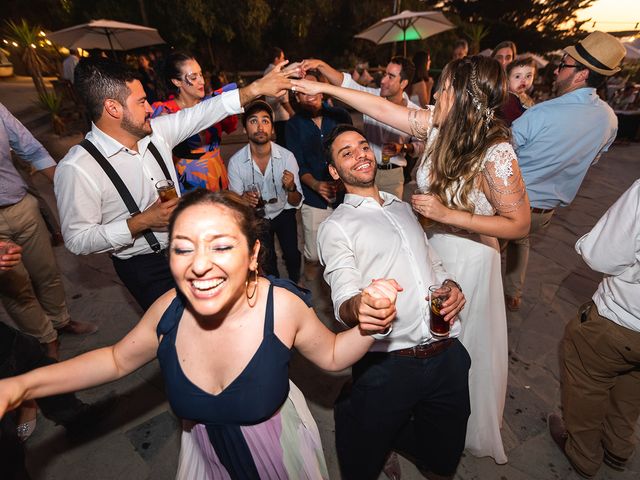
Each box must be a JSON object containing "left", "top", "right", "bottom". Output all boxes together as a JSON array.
[{"left": 415, "top": 120, "right": 523, "bottom": 464}]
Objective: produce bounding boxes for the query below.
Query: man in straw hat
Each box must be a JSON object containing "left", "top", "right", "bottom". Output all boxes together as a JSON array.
[{"left": 503, "top": 31, "right": 626, "bottom": 313}]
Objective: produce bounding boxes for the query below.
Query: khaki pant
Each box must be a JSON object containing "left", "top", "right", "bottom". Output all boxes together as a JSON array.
[
  {"left": 375, "top": 167, "right": 404, "bottom": 199},
  {"left": 301, "top": 203, "right": 333, "bottom": 262},
  {"left": 503, "top": 209, "right": 554, "bottom": 298},
  {"left": 0, "top": 194, "right": 70, "bottom": 343},
  {"left": 562, "top": 302, "right": 640, "bottom": 476}
]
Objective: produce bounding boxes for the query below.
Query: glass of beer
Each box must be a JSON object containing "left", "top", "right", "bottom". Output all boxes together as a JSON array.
[
  {"left": 156, "top": 179, "right": 178, "bottom": 202},
  {"left": 429, "top": 284, "right": 451, "bottom": 338},
  {"left": 246, "top": 183, "right": 266, "bottom": 217}
]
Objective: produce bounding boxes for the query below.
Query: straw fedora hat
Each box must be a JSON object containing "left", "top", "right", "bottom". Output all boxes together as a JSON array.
[{"left": 564, "top": 31, "right": 626, "bottom": 76}]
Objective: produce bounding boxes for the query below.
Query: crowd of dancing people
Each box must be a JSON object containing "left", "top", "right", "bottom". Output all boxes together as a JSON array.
[{"left": 0, "top": 27, "right": 638, "bottom": 480}]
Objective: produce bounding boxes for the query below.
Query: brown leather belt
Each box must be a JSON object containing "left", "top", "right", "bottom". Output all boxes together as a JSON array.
[
  {"left": 531, "top": 207, "right": 555, "bottom": 214},
  {"left": 378, "top": 163, "right": 401, "bottom": 170},
  {"left": 391, "top": 338, "right": 456, "bottom": 359}
]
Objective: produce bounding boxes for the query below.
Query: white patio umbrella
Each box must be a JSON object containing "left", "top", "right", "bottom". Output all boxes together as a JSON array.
[
  {"left": 355, "top": 10, "right": 455, "bottom": 56},
  {"left": 47, "top": 19, "right": 165, "bottom": 52}
]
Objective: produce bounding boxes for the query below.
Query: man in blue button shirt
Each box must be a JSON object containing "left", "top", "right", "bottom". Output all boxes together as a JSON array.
[
  {"left": 504, "top": 31, "right": 626, "bottom": 311},
  {"left": 285, "top": 71, "right": 352, "bottom": 268}
]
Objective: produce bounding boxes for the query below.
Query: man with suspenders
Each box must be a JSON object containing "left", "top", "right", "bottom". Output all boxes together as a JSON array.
[{"left": 54, "top": 57, "right": 293, "bottom": 310}]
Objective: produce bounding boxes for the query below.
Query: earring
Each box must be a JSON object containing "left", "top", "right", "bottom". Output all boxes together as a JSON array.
[{"left": 245, "top": 268, "right": 259, "bottom": 307}]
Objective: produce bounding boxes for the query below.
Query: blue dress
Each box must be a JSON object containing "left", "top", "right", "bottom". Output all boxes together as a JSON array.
[{"left": 156, "top": 280, "right": 328, "bottom": 479}]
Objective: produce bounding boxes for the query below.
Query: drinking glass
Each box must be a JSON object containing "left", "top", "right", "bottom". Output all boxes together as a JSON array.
[
  {"left": 155, "top": 179, "right": 178, "bottom": 202},
  {"left": 428, "top": 284, "right": 451, "bottom": 338}
]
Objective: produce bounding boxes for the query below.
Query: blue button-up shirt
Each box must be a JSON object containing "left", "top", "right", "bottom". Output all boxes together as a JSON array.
[
  {"left": 285, "top": 104, "right": 352, "bottom": 209},
  {"left": 512, "top": 87, "right": 617, "bottom": 209},
  {"left": 0, "top": 102, "right": 56, "bottom": 206}
]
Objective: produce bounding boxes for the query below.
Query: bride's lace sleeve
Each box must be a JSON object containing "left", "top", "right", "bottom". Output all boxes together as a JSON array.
[
  {"left": 481, "top": 143, "right": 527, "bottom": 214},
  {"left": 408, "top": 105, "right": 434, "bottom": 141}
]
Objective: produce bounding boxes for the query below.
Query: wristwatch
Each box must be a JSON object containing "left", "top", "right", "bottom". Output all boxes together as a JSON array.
[{"left": 286, "top": 185, "right": 297, "bottom": 193}]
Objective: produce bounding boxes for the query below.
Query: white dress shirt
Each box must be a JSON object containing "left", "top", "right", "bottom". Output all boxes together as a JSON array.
[
  {"left": 54, "top": 90, "right": 242, "bottom": 259},
  {"left": 317, "top": 191, "right": 460, "bottom": 352},
  {"left": 341, "top": 73, "right": 424, "bottom": 167},
  {"left": 575, "top": 179, "right": 640, "bottom": 332},
  {"left": 227, "top": 142, "right": 303, "bottom": 220}
]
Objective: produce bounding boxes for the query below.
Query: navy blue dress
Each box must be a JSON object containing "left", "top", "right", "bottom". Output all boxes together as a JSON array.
[{"left": 156, "top": 280, "right": 327, "bottom": 479}]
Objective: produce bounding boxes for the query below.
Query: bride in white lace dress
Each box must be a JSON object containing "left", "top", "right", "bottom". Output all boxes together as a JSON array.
[
  {"left": 292, "top": 56, "right": 530, "bottom": 465},
  {"left": 414, "top": 120, "right": 523, "bottom": 464}
]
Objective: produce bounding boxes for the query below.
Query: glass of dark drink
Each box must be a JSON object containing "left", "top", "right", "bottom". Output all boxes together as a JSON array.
[
  {"left": 246, "top": 183, "right": 266, "bottom": 217},
  {"left": 429, "top": 284, "right": 451, "bottom": 338},
  {"left": 155, "top": 179, "right": 178, "bottom": 202}
]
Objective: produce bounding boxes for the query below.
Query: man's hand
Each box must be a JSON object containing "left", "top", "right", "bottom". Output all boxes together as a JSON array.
[
  {"left": 314, "top": 180, "right": 335, "bottom": 203},
  {"left": 300, "top": 58, "right": 326, "bottom": 74},
  {"left": 352, "top": 279, "right": 403, "bottom": 334},
  {"left": 437, "top": 284, "right": 465, "bottom": 323},
  {"left": 382, "top": 142, "right": 402, "bottom": 157},
  {"left": 282, "top": 169, "right": 296, "bottom": 191},
  {"left": 240, "top": 62, "right": 296, "bottom": 104},
  {"left": 242, "top": 191, "right": 260, "bottom": 208},
  {"left": 127, "top": 197, "right": 179, "bottom": 237},
  {"left": 0, "top": 242, "right": 23, "bottom": 271}
]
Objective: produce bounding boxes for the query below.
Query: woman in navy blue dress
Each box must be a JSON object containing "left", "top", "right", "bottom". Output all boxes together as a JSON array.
[{"left": 0, "top": 189, "right": 400, "bottom": 479}]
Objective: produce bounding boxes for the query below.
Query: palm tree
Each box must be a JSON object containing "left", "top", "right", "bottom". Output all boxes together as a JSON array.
[
  {"left": 462, "top": 23, "right": 490, "bottom": 55},
  {"left": 4, "top": 19, "right": 48, "bottom": 98}
]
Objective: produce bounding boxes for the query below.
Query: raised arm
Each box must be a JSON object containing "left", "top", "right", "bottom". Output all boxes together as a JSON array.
[
  {"left": 300, "top": 59, "right": 345, "bottom": 86},
  {"left": 280, "top": 282, "right": 398, "bottom": 371},
  {"left": 291, "top": 78, "right": 432, "bottom": 138},
  {"left": 0, "top": 291, "right": 174, "bottom": 417}
]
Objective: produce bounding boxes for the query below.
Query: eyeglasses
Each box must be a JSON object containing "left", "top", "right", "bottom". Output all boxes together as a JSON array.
[
  {"left": 557, "top": 55, "right": 582, "bottom": 72},
  {"left": 557, "top": 61, "right": 580, "bottom": 71}
]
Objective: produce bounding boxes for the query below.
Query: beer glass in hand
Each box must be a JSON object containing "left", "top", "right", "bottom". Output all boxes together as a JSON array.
[
  {"left": 246, "top": 183, "right": 266, "bottom": 217},
  {"left": 429, "top": 284, "right": 451, "bottom": 338},
  {"left": 155, "top": 179, "right": 178, "bottom": 202}
]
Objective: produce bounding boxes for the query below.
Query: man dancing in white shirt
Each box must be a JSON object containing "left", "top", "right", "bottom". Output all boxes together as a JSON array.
[
  {"left": 54, "top": 57, "right": 292, "bottom": 310},
  {"left": 548, "top": 179, "right": 640, "bottom": 478},
  {"left": 317, "top": 125, "right": 468, "bottom": 480}
]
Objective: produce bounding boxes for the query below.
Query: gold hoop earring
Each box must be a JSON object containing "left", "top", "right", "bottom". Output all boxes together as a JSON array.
[{"left": 245, "top": 268, "right": 258, "bottom": 307}]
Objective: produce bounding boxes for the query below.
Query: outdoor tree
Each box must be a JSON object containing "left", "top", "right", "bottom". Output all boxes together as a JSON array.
[
  {"left": 442, "top": 0, "right": 596, "bottom": 52},
  {"left": 4, "top": 20, "right": 49, "bottom": 99}
]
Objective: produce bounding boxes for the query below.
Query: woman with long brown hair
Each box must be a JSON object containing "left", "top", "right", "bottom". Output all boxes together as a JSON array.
[{"left": 292, "top": 55, "right": 530, "bottom": 465}]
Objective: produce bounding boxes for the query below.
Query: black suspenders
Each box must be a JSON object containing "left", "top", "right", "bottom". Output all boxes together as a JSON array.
[{"left": 79, "top": 139, "right": 172, "bottom": 253}]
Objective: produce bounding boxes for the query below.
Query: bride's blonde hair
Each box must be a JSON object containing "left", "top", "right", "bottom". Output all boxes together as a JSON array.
[{"left": 428, "top": 56, "right": 510, "bottom": 213}]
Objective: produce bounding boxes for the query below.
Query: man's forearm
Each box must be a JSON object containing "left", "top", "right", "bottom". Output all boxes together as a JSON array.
[
  {"left": 38, "top": 165, "right": 56, "bottom": 183},
  {"left": 126, "top": 213, "right": 150, "bottom": 238},
  {"left": 238, "top": 82, "right": 260, "bottom": 107},
  {"left": 338, "top": 294, "right": 361, "bottom": 328},
  {"left": 316, "top": 61, "right": 345, "bottom": 86}
]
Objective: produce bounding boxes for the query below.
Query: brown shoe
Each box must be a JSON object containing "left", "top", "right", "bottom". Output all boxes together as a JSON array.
[
  {"left": 56, "top": 320, "right": 98, "bottom": 335},
  {"left": 44, "top": 339, "right": 60, "bottom": 360},
  {"left": 505, "top": 295, "right": 521, "bottom": 312},
  {"left": 547, "top": 413, "right": 593, "bottom": 478}
]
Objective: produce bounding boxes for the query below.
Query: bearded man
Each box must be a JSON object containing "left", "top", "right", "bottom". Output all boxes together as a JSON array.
[{"left": 54, "top": 57, "right": 292, "bottom": 309}]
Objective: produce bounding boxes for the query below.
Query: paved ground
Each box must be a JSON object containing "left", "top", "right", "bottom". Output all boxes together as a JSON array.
[{"left": 2, "top": 78, "right": 640, "bottom": 479}]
